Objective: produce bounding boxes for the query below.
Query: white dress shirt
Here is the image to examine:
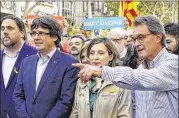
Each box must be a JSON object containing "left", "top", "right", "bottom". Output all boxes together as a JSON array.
[
  {"left": 35, "top": 48, "right": 56, "bottom": 91},
  {"left": 2, "top": 49, "right": 20, "bottom": 88}
]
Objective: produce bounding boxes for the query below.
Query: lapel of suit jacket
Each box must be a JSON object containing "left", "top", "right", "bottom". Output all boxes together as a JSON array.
[
  {"left": 34, "top": 50, "right": 61, "bottom": 100},
  {"left": 5, "top": 44, "right": 30, "bottom": 90},
  {"left": 30, "top": 55, "right": 38, "bottom": 100},
  {"left": 0, "top": 50, "right": 5, "bottom": 89}
]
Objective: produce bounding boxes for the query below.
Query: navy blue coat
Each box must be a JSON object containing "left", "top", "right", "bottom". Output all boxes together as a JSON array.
[
  {"left": 0, "top": 43, "right": 37, "bottom": 118},
  {"left": 13, "top": 49, "right": 79, "bottom": 118}
]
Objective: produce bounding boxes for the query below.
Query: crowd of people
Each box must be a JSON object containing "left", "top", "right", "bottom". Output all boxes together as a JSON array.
[{"left": 0, "top": 14, "right": 178, "bottom": 118}]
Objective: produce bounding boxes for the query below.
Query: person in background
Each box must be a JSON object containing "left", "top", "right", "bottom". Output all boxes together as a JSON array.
[
  {"left": 61, "top": 33, "right": 70, "bottom": 53},
  {"left": 80, "top": 38, "right": 92, "bottom": 64},
  {"left": 13, "top": 16, "right": 79, "bottom": 118},
  {"left": 164, "top": 23, "right": 179, "bottom": 55},
  {"left": 0, "top": 15, "right": 37, "bottom": 118},
  {"left": 69, "top": 34, "right": 86, "bottom": 61},
  {"left": 70, "top": 37, "right": 132, "bottom": 118},
  {"left": 73, "top": 16, "right": 178, "bottom": 118},
  {"left": 124, "top": 29, "right": 134, "bottom": 47},
  {"left": 125, "top": 29, "right": 142, "bottom": 68},
  {"left": 108, "top": 28, "right": 138, "bottom": 69},
  {"left": 124, "top": 17, "right": 130, "bottom": 30}
]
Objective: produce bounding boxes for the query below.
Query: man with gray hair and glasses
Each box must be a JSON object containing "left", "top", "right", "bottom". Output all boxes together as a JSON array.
[{"left": 73, "top": 16, "right": 178, "bottom": 118}]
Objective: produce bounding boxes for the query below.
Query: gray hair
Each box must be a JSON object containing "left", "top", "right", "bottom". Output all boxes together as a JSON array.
[
  {"left": 133, "top": 16, "right": 166, "bottom": 47},
  {"left": 108, "top": 28, "right": 126, "bottom": 38}
]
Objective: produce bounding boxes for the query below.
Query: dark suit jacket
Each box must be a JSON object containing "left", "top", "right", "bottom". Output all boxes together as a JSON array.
[
  {"left": 13, "top": 49, "right": 79, "bottom": 118},
  {"left": 0, "top": 43, "right": 37, "bottom": 118}
]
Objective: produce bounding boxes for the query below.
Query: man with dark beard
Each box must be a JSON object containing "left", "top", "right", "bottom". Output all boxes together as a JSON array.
[
  {"left": 0, "top": 15, "right": 37, "bottom": 118},
  {"left": 164, "top": 23, "right": 179, "bottom": 55},
  {"left": 69, "top": 34, "right": 86, "bottom": 61}
]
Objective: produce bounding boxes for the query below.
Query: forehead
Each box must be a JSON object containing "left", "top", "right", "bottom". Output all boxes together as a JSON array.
[
  {"left": 1, "top": 19, "right": 18, "bottom": 27},
  {"left": 126, "top": 29, "right": 133, "bottom": 35},
  {"left": 91, "top": 43, "right": 108, "bottom": 51},
  {"left": 111, "top": 33, "right": 122, "bottom": 38},
  {"left": 133, "top": 24, "right": 149, "bottom": 35},
  {"left": 32, "top": 26, "right": 49, "bottom": 32},
  {"left": 70, "top": 37, "right": 83, "bottom": 43},
  {"left": 166, "top": 34, "right": 177, "bottom": 41}
]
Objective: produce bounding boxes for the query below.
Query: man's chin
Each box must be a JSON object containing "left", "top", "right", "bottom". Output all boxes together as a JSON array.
[
  {"left": 70, "top": 52, "right": 79, "bottom": 55},
  {"left": 3, "top": 43, "right": 15, "bottom": 48}
]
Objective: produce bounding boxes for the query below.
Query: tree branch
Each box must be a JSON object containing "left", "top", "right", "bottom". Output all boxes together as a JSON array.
[
  {"left": 160, "top": 2, "right": 173, "bottom": 21},
  {"left": 141, "top": 2, "right": 153, "bottom": 14},
  {"left": 153, "top": 1, "right": 158, "bottom": 16},
  {"left": 26, "top": 2, "right": 41, "bottom": 16},
  {"left": 23, "top": 0, "right": 30, "bottom": 19}
]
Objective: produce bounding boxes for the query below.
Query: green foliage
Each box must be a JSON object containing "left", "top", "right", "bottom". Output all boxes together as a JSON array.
[
  {"left": 105, "top": 1, "right": 178, "bottom": 23},
  {"left": 106, "top": 2, "right": 120, "bottom": 16},
  {"left": 138, "top": 1, "right": 178, "bottom": 23}
]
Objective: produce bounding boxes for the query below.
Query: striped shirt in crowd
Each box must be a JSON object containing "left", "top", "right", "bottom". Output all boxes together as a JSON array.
[{"left": 102, "top": 48, "right": 178, "bottom": 118}]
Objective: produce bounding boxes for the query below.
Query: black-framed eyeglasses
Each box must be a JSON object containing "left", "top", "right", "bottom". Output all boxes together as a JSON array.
[
  {"left": 30, "top": 31, "right": 50, "bottom": 37},
  {"left": 132, "top": 33, "right": 152, "bottom": 43}
]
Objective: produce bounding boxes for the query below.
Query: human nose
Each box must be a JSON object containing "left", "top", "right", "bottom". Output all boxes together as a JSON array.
[
  {"left": 2, "top": 28, "right": 8, "bottom": 35},
  {"left": 92, "top": 53, "right": 99, "bottom": 60},
  {"left": 135, "top": 39, "right": 140, "bottom": 46}
]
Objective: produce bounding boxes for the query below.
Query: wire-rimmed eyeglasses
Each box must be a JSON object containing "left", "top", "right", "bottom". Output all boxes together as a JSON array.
[
  {"left": 30, "top": 31, "right": 50, "bottom": 37},
  {"left": 132, "top": 33, "right": 153, "bottom": 43}
]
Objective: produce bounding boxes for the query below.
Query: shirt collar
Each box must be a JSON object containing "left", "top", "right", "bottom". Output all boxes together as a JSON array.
[
  {"left": 37, "top": 48, "right": 57, "bottom": 60},
  {"left": 3, "top": 42, "right": 24, "bottom": 57},
  {"left": 142, "top": 48, "right": 168, "bottom": 68}
]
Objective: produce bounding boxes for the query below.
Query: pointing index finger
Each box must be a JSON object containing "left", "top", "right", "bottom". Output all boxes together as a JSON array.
[{"left": 72, "top": 63, "right": 85, "bottom": 69}]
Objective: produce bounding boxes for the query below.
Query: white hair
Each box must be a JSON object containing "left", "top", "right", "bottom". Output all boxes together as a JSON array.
[{"left": 108, "top": 28, "right": 126, "bottom": 38}]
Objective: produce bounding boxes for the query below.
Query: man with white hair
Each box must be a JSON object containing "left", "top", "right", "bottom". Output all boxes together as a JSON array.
[{"left": 108, "top": 28, "right": 138, "bottom": 69}]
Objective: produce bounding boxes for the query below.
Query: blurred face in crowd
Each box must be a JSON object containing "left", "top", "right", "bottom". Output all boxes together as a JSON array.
[
  {"left": 125, "top": 29, "right": 134, "bottom": 47},
  {"left": 133, "top": 24, "right": 162, "bottom": 61},
  {"left": 81, "top": 49, "right": 90, "bottom": 64},
  {"left": 124, "top": 18, "right": 129, "bottom": 30},
  {"left": 80, "top": 41, "right": 91, "bottom": 64},
  {"left": 69, "top": 38, "right": 83, "bottom": 55},
  {"left": 1, "top": 19, "right": 24, "bottom": 48},
  {"left": 31, "top": 26, "right": 56, "bottom": 54},
  {"left": 166, "top": 34, "right": 178, "bottom": 53},
  {"left": 89, "top": 42, "right": 113, "bottom": 67},
  {"left": 110, "top": 33, "right": 126, "bottom": 52}
]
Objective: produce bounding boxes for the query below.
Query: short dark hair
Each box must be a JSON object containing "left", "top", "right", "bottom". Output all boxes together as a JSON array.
[
  {"left": 31, "top": 16, "right": 63, "bottom": 48},
  {"left": 164, "top": 23, "right": 179, "bottom": 40},
  {"left": 87, "top": 37, "right": 122, "bottom": 67},
  {"left": 1, "top": 15, "right": 27, "bottom": 40},
  {"left": 133, "top": 16, "right": 166, "bottom": 47},
  {"left": 70, "top": 34, "right": 86, "bottom": 45}
]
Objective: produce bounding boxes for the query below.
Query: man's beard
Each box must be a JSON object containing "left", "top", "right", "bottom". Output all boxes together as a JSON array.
[
  {"left": 2, "top": 40, "right": 16, "bottom": 49},
  {"left": 173, "top": 42, "right": 179, "bottom": 55},
  {"left": 70, "top": 50, "right": 80, "bottom": 56},
  {"left": 70, "top": 47, "right": 80, "bottom": 55}
]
